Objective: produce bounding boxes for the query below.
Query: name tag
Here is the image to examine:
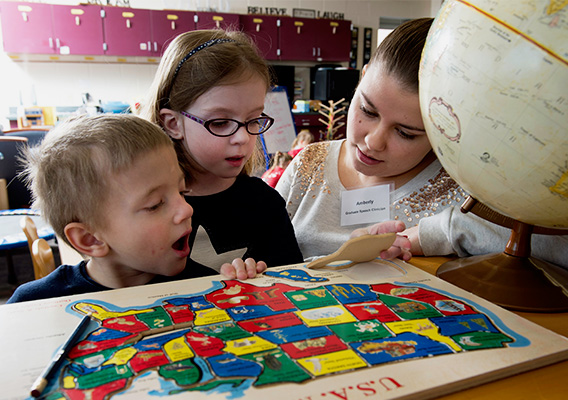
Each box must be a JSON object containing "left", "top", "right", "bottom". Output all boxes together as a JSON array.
[{"left": 340, "top": 184, "right": 392, "bottom": 226}]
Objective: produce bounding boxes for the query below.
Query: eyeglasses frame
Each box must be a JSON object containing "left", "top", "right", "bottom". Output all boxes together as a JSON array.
[{"left": 179, "top": 110, "right": 275, "bottom": 137}]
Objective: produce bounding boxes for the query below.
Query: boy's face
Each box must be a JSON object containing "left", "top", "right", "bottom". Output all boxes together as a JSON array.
[{"left": 97, "top": 145, "right": 193, "bottom": 278}]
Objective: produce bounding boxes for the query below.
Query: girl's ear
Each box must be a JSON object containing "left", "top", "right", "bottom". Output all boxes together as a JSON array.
[
  {"left": 361, "top": 63, "right": 368, "bottom": 77},
  {"left": 159, "top": 108, "right": 184, "bottom": 140},
  {"left": 64, "top": 222, "right": 109, "bottom": 258}
]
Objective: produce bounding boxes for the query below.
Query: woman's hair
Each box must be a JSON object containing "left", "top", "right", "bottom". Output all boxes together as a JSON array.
[
  {"left": 369, "top": 17, "right": 434, "bottom": 93},
  {"left": 270, "top": 151, "right": 292, "bottom": 170},
  {"left": 20, "top": 114, "right": 173, "bottom": 245},
  {"left": 140, "top": 29, "right": 273, "bottom": 183},
  {"left": 291, "top": 130, "right": 315, "bottom": 149}
]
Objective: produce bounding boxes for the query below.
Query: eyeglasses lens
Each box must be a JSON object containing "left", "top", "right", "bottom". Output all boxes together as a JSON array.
[{"left": 207, "top": 117, "right": 273, "bottom": 136}]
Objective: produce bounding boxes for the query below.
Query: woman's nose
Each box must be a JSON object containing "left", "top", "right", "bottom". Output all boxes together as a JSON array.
[{"left": 366, "top": 123, "right": 389, "bottom": 152}]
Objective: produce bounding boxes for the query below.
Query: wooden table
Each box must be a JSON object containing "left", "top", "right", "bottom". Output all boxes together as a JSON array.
[{"left": 408, "top": 256, "right": 568, "bottom": 399}]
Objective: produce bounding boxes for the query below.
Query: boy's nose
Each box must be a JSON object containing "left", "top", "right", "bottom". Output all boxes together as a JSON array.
[{"left": 175, "top": 199, "right": 193, "bottom": 224}]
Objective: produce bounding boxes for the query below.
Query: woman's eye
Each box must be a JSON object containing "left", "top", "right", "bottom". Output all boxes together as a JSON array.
[
  {"left": 360, "top": 104, "right": 377, "bottom": 117},
  {"left": 395, "top": 128, "right": 415, "bottom": 140}
]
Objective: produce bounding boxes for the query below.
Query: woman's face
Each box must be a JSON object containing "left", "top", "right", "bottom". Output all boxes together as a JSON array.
[{"left": 345, "top": 63, "right": 432, "bottom": 184}]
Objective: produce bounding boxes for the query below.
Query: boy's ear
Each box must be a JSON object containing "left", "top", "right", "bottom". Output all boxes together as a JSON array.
[
  {"left": 159, "top": 109, "right": 184, "bottom": 140},
  {"left": 64, "top": 222, "right": 109, "bottom": 258}
]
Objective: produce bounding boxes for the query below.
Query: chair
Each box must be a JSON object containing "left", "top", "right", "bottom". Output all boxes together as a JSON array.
[
  {"left": 31, "top": 238, "right": 55, "bottom": 279},
  {"left": 3, "top": 128, "right": 49, "bottom": 147},
  {"left": 0, "top": 178, "right": 7, "bottom": 210},
  {"left": 20, "top": 216, "right": 41, "bottom": 279},
  {"left": 0, "top": 136, "right": 31, "bottom": 208}
]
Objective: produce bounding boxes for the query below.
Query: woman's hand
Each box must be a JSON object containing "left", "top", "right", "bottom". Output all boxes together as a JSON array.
[
  {"left": 220, "top": 258, "right": 267, "bottom": 280},
  {"left": 350, "top": 220, "right": 412, "bottom": 261}
]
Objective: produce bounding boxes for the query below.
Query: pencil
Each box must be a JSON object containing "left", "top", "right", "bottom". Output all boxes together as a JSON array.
[{"left": 30, "top": 313, "right": 92, "bottom": 398}]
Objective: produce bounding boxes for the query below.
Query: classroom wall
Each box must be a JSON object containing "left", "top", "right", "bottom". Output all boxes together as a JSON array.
[{"left": 1, "top": 0, "right": 442, "bottom": 128}]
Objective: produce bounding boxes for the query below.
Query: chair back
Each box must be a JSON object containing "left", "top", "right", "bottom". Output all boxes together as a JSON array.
[
  {"left": 32, "top": 238, "right": 55, "bottom": 279},
  {"left": 3, "top": 128, "right": 49, "bottom": 147},
  {"left": 0, "top": 136, "right": 31, "bottom": 208},
  {"left": 20, "top": 216, "right": 41, "bottom": 279},
  {"left": 0, "top": 178, "right": 7, "bottom": 210}
]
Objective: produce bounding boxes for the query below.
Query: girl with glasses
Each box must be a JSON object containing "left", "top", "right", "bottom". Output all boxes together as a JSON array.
[{"left": 140, "top": 30, "right": 303, "bottom": 279}]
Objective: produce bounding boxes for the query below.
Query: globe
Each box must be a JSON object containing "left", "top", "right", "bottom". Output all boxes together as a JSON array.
[
  {"left": 418, "top": 0, "right": 568, "bottom": 312},
  {"left": 419, "top": 0, "right": 568, "bottom": 229}
]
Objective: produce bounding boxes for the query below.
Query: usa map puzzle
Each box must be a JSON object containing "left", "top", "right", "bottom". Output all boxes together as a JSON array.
[{"left": 1, "top": 261, "right": 568, "bottom": 400}]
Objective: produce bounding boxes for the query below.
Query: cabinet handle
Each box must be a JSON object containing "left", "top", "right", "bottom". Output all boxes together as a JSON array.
[
  {"left": 75, "top": 16, "right": 81, "bottom": 26},
  {"left": 147, "top": 41, "right": 151, "bottom": 52},
  {"left": 154, "top": 42, "right": 157, "bottom": 52},
  {"left": 56, "top": 38, "right": 60, "bottom": 49},
  {"left": 126, "top": 19, "right": 131, "bottom": 29},
  {"left": 313, "top": 47, "right": 316, "bottom": 57},
  {"left": 49, "top": 37, "right": 53, "bottom": 49},
  {"left": 171, "top": 21, "right": 176, "bottom": 30},
  {"left": 317, "top": 48, "right": 321, "bottom": 57}
]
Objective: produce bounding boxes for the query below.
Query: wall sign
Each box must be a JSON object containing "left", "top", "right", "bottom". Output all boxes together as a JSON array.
[{"left": 292, "top": 8, "right": 316, "bottom": 18}]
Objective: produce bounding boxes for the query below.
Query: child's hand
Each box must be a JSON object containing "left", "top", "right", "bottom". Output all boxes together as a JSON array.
[
  {"left": 350, "top": 220, "right": 412, "bottom": 261},
  {"left": 220, "top": 258, "right": 267, "bottom": 280}
]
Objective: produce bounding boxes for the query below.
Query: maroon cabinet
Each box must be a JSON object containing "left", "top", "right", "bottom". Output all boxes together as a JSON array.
[
  {"left": 194, "top": 12, "right": 240, "bottom": 30},
  {"left": 102, "top": 6, "right": 153, "bottom": 56},
  {"left": 279, "top": 17, "right": 351, "bottom": 62},
  {"left": 278, "top": 17, "right": 319, "bottom": 61},
  {"left": 51, "top": 5, "right": 104, "bottom": 55},
  {"left": 316, "top": 19, "right": 352, "bottom": 62},
  {"left": 0, "top": 2, "right": 104, "bottom": 55},
  {"left": 240, "top": 14, "right": 279, "bottom": 60},
  {"left": 0, "top": 2, "right": 53, "bottom": 53},
  {"left": 150, "top": 10, "right": 196, "bottom": 56}
]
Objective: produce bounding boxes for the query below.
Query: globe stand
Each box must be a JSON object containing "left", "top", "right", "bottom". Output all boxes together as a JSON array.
[{"left": 436, "top": 196, "right": 568, "bottom": 313}]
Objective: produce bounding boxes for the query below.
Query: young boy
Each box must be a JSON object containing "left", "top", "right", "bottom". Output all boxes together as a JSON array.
[{"left": 8, "top": 114, "right": 263, "bottom": 304}]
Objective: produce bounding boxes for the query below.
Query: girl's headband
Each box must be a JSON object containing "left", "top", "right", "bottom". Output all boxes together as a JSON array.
[{"left": 165, "top": 38, "right": 236, "bottom": 107}]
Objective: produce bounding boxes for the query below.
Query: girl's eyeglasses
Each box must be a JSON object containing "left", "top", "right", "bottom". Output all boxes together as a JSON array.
[{"left": 180, "top": 111, "right": 274, "bottom": 137}]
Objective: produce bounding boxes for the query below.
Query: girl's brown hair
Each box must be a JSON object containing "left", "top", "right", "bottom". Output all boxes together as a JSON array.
[{"left": 140, "top": 29, "right": 273, "bottom": 183}]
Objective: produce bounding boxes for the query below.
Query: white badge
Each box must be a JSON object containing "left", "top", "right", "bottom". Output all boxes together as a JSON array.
[{"left": 340, "top": 183, "right": 392, "bottom": 226}]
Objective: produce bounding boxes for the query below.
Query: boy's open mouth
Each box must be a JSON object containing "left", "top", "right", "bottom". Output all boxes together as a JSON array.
[{"left": 172, "top": 232, "right": 190, "bottom": 252}]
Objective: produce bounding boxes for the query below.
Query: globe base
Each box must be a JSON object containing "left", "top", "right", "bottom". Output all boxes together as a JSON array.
[{"left": 437, "top": 253, "right": 568, "bottom": 312}]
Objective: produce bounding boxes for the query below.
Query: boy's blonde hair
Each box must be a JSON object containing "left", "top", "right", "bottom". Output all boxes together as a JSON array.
[
  {"left": 140, "top": 29, "right": 272, "bottom": 182},
  {"left": 21, "top": 114, "right": 174, "bottom": 245}
]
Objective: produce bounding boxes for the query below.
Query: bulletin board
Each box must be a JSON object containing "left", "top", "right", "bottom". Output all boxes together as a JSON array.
[{"left": 262, "top": 86, "right": 297, "bottom": 154}]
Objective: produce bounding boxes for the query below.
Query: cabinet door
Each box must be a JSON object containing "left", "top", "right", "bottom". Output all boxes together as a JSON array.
[
  {"left": 102, "top": 6, "right": 152, "bottom": 56},
  {"left": 51, "top": 5, "right": 104, "bottom": 55},
  {"left": 0, "top": 2, "right": 54, "bottom": 53},
  {"left": 150, "top": 10, "right": 196, "bottom": 56},
  {"left": 194, "top": 12, "right": 240, "bottom": 30},
  {"left": 278, "top": 17, "right": 318, "bottom": 61},
  {"left": 316, "top": 19, "right": 352, "bottom": 62},
  {"left": 240, "top": 15, "right": 279, "bottom": 61}
]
